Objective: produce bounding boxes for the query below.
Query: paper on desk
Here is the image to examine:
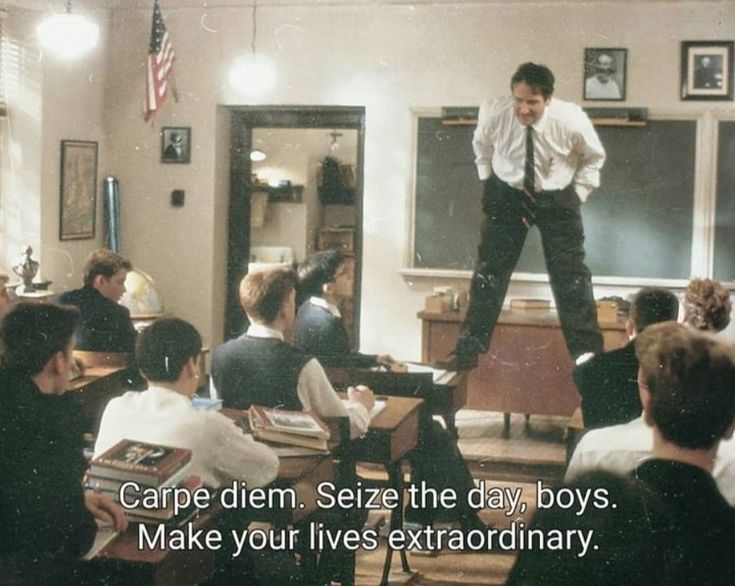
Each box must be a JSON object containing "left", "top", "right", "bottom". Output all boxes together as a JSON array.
[
  {"left": 82, "top": 521, "right": 119, "bottom": 560},
  {"left": 403, "top": 363, "right": 457, "bottom": 385},
  {"left": 342, "top": 399, "right": 386, "bottom": 419}
]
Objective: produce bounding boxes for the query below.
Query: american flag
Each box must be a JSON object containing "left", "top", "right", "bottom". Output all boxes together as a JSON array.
[{"left": 144, "top": 0, "right": 175, "bottom": 122}]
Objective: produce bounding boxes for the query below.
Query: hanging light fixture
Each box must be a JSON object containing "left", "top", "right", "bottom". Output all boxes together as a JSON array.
[
  {"left": 37, "top": 0, "right": 99, "bottom": 60},
  {"left": 229, "top": 0, "right": 277, "bottom": 95},
  {"left": 250, "top": 149, "right": 267, "bottom": 162}
]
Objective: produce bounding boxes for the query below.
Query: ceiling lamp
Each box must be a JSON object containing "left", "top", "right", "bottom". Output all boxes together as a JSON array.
[
  {"left": 229, "top": 0, "right": 276, "bottom": 94},
  {"left": 250, "top": 149, "right": 267, "bottom": 162},
  {"left": 37, "top": 0, "right": 99, "bottom": 60}
]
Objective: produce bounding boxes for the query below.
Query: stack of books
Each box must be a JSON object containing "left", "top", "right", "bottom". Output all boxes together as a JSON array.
[
  {"left": 249, "top": 405, "right": 331, "bottom": 451},
  {"left": 86, "top": 439, "right": 199, "bottom": 524}
]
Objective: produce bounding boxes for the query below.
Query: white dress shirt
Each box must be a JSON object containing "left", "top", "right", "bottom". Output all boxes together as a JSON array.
[
  {"left": 472, "top": 95, "right": 606, "bottom": 201},
  {"left": 309, "top": 296, "right": 341, "bottom": 318},
  {"left": 566, "top": 415, "right": 735, "bottom": 506},
  {"left": 247, "top": 324, "right": 371, "bottom": 438},
  {"left": 94, "top": 386, "right": 279, "bottom": 489}
]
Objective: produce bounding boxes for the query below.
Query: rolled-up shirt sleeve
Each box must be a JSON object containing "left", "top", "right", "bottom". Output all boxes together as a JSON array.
[
  {"left": 472, "top": 101, "right": 495, "bottom": 181},
  {"left": 572, "top": 113, "right": 606, "bottom": 202},
  {"left": 210, "top": 413, "right": 280, "bottom": 488},
  {"left": 297, "top": 358, "right": 370, "bottom": 438}
]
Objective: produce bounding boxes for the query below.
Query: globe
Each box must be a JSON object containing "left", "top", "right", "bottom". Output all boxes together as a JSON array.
[{"left": 120, "top": 268, "right": 164, "bottom": 318}]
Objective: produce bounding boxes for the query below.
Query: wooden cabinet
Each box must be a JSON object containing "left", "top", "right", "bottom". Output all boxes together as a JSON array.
[{"left": 418, "top": 309, "right": 628, "bottom": 417}]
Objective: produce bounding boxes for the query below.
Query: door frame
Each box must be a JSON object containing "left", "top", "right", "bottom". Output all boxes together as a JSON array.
[{"left": 225, "top": 105, "right": 366, "bottom": 341}]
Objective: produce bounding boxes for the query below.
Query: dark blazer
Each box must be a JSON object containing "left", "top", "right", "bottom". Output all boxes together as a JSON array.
[
  {"left": 572, "top": 341, "right": 641, "bottom": 429},
  {"left": 293, "top": 301, "right": 377, "bottom": 368},
  {"left": 57, "top": 286, "right": 137, "bottom": 354},
  {"left": 634, "top": 459, "right": 735, "bottom": 585},
  {"left": 0, "top": 367, "right": 96, "bottom": 575}
]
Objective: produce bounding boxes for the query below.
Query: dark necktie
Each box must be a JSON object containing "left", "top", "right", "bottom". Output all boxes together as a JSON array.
[{"left": 524, "top": 125, "right": 535, "bottom": 196}]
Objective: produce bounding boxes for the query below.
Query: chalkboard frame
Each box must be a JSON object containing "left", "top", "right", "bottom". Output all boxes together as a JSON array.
[{"left": 405, "top": 109, "right": 703, "bottom": 287}]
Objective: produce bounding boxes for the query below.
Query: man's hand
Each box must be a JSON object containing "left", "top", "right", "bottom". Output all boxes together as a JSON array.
[
  {"left": 85, "top": 491, "right": 129, "bottom": 532},
  {"left": 377, "top": 354, "right": 407, "bottom": 373},
  {"left": 347, "top": 384, "right": 375, "bottom": 413}
]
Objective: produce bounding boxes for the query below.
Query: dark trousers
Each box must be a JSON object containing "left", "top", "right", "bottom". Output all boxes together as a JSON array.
[{"left": 460, "top": 175, "right": 603, "bottom": 359}]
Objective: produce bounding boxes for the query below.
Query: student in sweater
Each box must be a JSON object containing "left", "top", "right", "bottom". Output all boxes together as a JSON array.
[
  {"left": 631, "top": 321, "right": 735, "bottom": 584},
  {"left": 212, "top": 266, "right": 374, "bottom": 438},
  {"left": 294, "top": 249, "right": 400, "bottom": 369},
  {"left": 0, "top": 303, "right": 127, "bottom": 585},
  {"left": 217, "top": 266, "right": 484, "bottom": 532},
  {"left": 572, "top": 287, "right": 679, "bottom": 428}
]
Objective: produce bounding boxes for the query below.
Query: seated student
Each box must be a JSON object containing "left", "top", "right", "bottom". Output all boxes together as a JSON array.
[
  {"left": 572, "top": 287, "right": 679, "bottom": 428},
  {"left": 57, "top": 249, "right": 137, "bottom": 354},
  {"left": 0, "top": 303, "right": 127, "bottom": 585},
  {"left": 507, "top": 470, "right": 666, "bottom": 586},
  {"left": 631, "top": 321, "right": 735, "bottom": 584},
  {"left": 214, "top": 266, "right": 484, "bottom": 532},
  {"left": 294, "top": 250, "right": 399, "bottom": 369},
  {"left": 683, "top": 277, "right": 732, "bottom": 333},
  {"left": 212, "top": 266, "right": 374, "bottom": 438},
  {"left": 94, "top": 317, "right": 279, "bottom": 489}
]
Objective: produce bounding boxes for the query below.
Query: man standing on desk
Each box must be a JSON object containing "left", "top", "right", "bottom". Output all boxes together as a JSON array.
[{"left": 450, "top": 62, "right": 606, "bottom": 369}]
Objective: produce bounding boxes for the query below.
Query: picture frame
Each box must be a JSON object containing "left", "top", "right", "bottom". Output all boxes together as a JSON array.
[
  {"left": 161, "top": 126, "right": 191, "bottom": 163},
  {"left": 59, "top": 140, "right": 98, "bottom": 241},
  {"left": 681, "top": 41, "right": 734, "bottom": 101},
  {"left": 583, "top": 48, "right": 627, "bottom": 101}
]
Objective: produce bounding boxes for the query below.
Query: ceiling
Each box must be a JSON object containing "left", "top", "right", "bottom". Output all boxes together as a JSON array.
[{"left": 5, "top": 0, "right": 729, "bottom": 12}]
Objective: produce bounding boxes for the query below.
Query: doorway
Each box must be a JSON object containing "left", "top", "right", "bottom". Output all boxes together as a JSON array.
[{"left": 225, "top": 106, "right": 365, "bottom": 341}]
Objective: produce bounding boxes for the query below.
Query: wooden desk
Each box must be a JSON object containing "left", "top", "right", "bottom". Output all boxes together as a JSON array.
[
  {"left": 349, "top": 395, "right": 422, "bottom": 585},
  {"left": 67, "top": 365, "right": 128, "bottom": 433},
  {"left": 418, "top": 309, "right": 627, "bottom": 420},
  {"left": 325, "top": 367, "right": 466, "bottom": 438}
]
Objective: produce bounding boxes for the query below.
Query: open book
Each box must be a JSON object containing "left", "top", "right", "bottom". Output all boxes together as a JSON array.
[{"left": 249, "top": 405, "right": 331, "bottom": 450}]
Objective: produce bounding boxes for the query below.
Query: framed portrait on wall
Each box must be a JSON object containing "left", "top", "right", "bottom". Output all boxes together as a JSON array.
[
  {"left": 583, "top": 48, "right": 627, "bottom": 101},
  {"left": 681, "top": 41, "right": 734, "bottom": 100},
  {"left": 161, "top": 126, "right": 191, "bottom": 163},
  {"left": 59, "top": 140, "right": 98, "bottom": 240}
]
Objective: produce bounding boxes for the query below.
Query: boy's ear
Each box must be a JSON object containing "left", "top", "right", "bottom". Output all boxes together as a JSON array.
[{"left": 321, "top": 282, "right": 332, "bottom": 296}]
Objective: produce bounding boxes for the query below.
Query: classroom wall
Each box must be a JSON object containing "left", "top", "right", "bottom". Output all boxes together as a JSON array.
[
  {"left": 0, "top": 6, "right": 110, "bottom": 293},
  {"left": 6, "top": 1, "right": 734, "bottom": 352}
]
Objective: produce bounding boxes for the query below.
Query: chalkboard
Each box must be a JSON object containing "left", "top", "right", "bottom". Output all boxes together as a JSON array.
[
  {"left": 714, "top": 120, "right": 735, "bottom": 283},
  {"left": 414, "top": 118, "right": 697, "bottom": 279}
]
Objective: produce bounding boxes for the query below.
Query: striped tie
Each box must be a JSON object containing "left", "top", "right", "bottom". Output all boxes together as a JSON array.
[{"left": 524, "top": 125, "right": 535, "bottom": 196}]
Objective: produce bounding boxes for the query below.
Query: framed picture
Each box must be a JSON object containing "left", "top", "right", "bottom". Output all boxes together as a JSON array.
[
  {"left": 59, "top": 140, "right": 98, "bottom": 241},
  {"left": 161, "top": 126, "right": 191, "bottom": 163},
  {"left": 681, "top": 41, "right": 734, "bottom": 100},
  {"left": 583, "top": 48, "right": 627, "bottom": 101}
]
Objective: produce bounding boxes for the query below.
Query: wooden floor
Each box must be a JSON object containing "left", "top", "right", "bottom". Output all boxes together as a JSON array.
[{"left": 352, "top": 411, "right": 568, "bottom": 585}]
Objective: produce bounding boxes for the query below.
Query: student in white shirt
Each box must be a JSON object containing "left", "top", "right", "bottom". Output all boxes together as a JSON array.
[{"left": 94, "top": 317, "right": 279, "bottom": 489}]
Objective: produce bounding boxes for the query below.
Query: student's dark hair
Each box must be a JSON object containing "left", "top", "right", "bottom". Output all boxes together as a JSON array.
[
  {"left": 629, "top": 287, "right": 680, "bottom": 333},
  {"left": 136, "top": 318, "right": 202, "bottom": 382},
  {"left": 0, "top": 303, "right": 77, "bottom": 375},
  {"left": 297, "top": 249, "right": 347, "bottom": 300},
  {"left": 635, "top": 321, "right": 735, "bottom": 449},
  {"left": 684, "top": 278, "right": 732, "bottom": 332},
  {"left": 240, "top": 267, "right": 298, "bottom": 324},
  {"left": 83, "top": 249, "right": 132, "bottom": 287},
  {"left": 508, "top": 470, "right": 665, "bottom": 585},
  {"left": 510, "top": 62, "right": 555, "bottom": 98}
]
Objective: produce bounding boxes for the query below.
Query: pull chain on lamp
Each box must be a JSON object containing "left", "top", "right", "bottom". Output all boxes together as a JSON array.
[
  {"left": 37, "top": 0, "right": 99, "bottom": 60},
  {"left": 229, "top": 0, "right": 277, "bottom": 95}
]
